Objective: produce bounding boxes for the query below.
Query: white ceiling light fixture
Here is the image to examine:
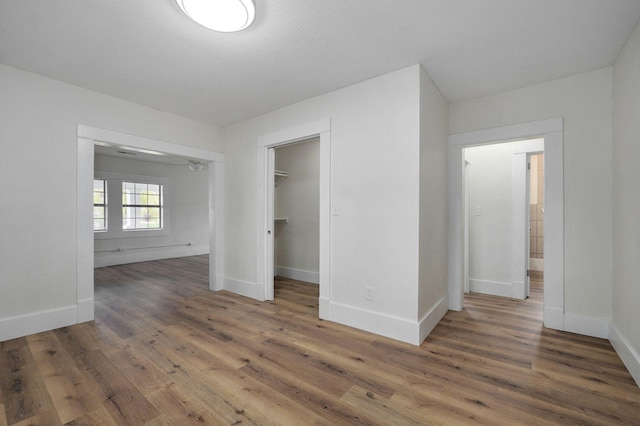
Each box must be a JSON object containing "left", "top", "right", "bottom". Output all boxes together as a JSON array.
[
  {"left": 188, "top": 160, "right": 204, "bottom": 171},
  {"left": 176, "top": 0, "right": 255, "bottom": 33}
]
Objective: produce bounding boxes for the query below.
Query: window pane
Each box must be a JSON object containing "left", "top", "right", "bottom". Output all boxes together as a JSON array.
[
  {"left": 122, "top": 181, "right": 163, "bottom": 230},
  {"left": 123, "top": 182, "right": 135, "bottom": 193},
  {"left": 94, "top": 219, "right": 105, "bottom": 230},
  {"left": 122, "top": 192, "right": 133, "bottom": 205},
  {"left": 93, "top": 207, "right": 104, "bottom": 219},
  {"left": 123, "top": 206, "right": 134, "bottom": 229}
]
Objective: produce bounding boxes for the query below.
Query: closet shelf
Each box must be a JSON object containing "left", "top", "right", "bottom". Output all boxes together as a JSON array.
[{"left": 275, "top": 170, "right": 288, "bottom": 186}]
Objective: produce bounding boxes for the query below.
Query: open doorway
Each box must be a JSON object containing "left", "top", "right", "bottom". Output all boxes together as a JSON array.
[
  {"left": 256, "top": 118, "right": 331, "bottom": 319},
  {"left": 528, "top": 153, "right": 545, "bottom": 301},
  {"left": 463, "top": 139, "right": 543, "bottom": 302},
  {"left": 76, "top": 125, "right": 224, "bottom": 324},
  {"left": 448, "top": 118, "right": 564, "bottom": 331},
  {"left": 273, "top": 139, "right": 321, "bottom": 304}
]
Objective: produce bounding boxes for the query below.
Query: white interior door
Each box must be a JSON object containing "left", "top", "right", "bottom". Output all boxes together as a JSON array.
[
  {"left": 463, "top": 159, "right": 471, "bottom": 293},
  {"left": 265, "top": 147, "right": 276, "bottom": 300},
  {"left": 525, "top": 154, "right": 532, "bottom": 298}
]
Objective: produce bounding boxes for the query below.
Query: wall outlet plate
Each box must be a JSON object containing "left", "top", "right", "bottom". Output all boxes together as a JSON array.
[{"left": 365, "top": 287, "right": 374, "bottom": 301}]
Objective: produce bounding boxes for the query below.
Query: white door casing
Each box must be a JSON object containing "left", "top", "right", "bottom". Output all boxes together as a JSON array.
[
  {"left": 256, "top": 118, "right": 331, "bottom": 318},
  {"left": 448, "top": 118, "right": 564, "bottom": 331},
  {"left": 76, "top": 125, "right": 225, "bottom": 323}
]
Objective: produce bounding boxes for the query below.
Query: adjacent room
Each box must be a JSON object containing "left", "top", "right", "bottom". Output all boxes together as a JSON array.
[{"left": 1, "top": 1, "right": 640, "bottom": 424}]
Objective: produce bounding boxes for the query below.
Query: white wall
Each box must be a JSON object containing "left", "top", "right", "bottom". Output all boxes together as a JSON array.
[
  {"left": 417, "top": 66, "right": 449, "bottom": 340},
  {"left": 224, "top": 64, "right": 448, "bottom": 344},
  {"left": 449, "top": 68, "right": 613, "bottom": 327},
  {"left": 466, "top": 143, "right": 515, "bottom": 293},
  {"left": 94, "top": 155, "right": 209, "bottom": 267},
  {"left": 274, "top": 139, "right": 320, "bottom": 283},
  {"left": 611, "top": 21, "right": 640, "bottom": 385},
  {"left": 0, "top": 64, "right": 222, "bottom": 341}
]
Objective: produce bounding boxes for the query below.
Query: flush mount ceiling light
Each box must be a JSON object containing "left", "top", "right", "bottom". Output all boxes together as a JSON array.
[
  {"left": 188, "top": 160, "right": 204, "bottom": 171},
  {"left": 176, "top": 0, "right": 255, "bottom": 32}
]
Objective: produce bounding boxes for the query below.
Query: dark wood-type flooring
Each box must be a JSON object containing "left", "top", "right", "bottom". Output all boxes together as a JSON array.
[{"left": 1, "top": 256, "right": 639, "bottom": 425}]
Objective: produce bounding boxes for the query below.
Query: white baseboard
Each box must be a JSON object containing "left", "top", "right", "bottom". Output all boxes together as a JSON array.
[
  {"left": 77, "top": 298, "right": 95, "bottom": 322},
  {"left": 470, "top": 278, "right": 512, "bottom": 298},
  {"left": 563, "top": 313, "right": 610, "bottom": 339},
  {"left": 94, "top": 245, "right": 208, "bottom": 267},
  {"left": 325, "top": 301, "right": 423, "bottom": 346},
  {"left": 418, "top": 296, "right": 449, "bottom": 343},
  {"left": 275, "top": 266, "right": 319, "bottom": 285},
  {"left": 210, "top": 273, "right": 225, "bottom": 291},
  {"left": 544, "top": 306, "right": 564, "bottom": 331},
  {"left": 512, "top": 280, "right": 526, "bottom": 299},
  {"left": 609, "top": 323, "right": 640, "bottom": 387},
  {"left": 319, "top": 296, "right": 330, "bottom": 319},
  {"left": 0, "top": 305, "right": 77, "bottom": 342},
  {"left": 224, "top": 276, "right": 261, "bottom": 300}
]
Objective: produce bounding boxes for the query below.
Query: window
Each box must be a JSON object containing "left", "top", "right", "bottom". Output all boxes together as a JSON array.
[
  {"left": 122, "top": 181, "right": 163, "bottom": 230},
  {"left": 93, "top": 179, "right": 107, "bottom": 231},
  {"left": 94, "top": 172, "right": 168, "bottom": 238}
]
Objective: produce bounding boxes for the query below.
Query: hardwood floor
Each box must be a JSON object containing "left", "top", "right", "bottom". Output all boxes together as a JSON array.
[{"left": 1, "top": 256, "right": 639, "bottom": 425}]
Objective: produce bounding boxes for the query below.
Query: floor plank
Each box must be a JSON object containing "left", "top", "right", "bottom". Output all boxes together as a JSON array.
[{"left": 0, "top": 256, "right": 638, "bottom": 425}]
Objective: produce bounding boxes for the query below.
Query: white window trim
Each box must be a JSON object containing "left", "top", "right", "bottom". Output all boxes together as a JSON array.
[{"left": 94, "top": 171, "right": 170, "bottom": 239}]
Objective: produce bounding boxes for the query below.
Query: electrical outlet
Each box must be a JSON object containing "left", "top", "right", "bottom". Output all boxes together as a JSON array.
[{"left": 365, "top": 287, "right": 374, "bottom": 301}]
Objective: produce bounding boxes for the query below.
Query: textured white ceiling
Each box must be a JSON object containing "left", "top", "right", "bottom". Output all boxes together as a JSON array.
[{"left": 1, "top": 1, "right": 639, "bottom": 127}]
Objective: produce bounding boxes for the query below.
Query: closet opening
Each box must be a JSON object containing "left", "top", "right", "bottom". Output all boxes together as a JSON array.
[{"left": 272, "top": 138, "right": 321, "bottom": 307}]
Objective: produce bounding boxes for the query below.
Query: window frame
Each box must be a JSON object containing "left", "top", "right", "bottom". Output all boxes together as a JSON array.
[
  {"left": 122, "top": 181, "right": 164, "bottom": 231},
  {"left": 93, "top": 178, "right": 107, "bottom": 232}
]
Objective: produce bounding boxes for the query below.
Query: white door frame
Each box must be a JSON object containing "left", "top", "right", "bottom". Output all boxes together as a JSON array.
[
  {"left": 257, "top": 118, "right": 331, "bottom": 318},
  {"left": 76, "top": 125, "right": 225, "bottom": 323},
  {"left": 463, "top": 160, "right": 471, "bottom": 293},
  {"left": 448, "top": 118, "right": 564, "bottom": 331}
]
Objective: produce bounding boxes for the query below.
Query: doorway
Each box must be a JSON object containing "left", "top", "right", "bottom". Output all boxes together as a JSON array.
[
  {"left": 462, "top": 141, "right": 544, "bottom": 304},
  {"left": 273, "top": 138, "right": 320, "bottom": 287},
  {"left": 448, "top": 118, "right": 564, "bottom": 331},
  {"left": 256, "top": 118, "right": 331, "bottom": 318},
  {"left": 76, "top": 125, "right": 224, "bottom": 323}
]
